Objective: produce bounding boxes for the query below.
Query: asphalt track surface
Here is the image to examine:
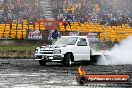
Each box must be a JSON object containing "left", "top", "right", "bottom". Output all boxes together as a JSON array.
[{"left": 0, "top": 59, "right": 132, "bottom": 88}]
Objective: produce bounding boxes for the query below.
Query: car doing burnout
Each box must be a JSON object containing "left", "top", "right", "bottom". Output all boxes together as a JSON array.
[{"left": 34, "top": 36, "right": 105, "bottom": 66}]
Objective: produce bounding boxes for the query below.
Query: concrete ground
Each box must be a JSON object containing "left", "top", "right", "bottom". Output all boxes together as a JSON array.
[{"left": 0, "top": 59, "right": 131, "bottom": 88}]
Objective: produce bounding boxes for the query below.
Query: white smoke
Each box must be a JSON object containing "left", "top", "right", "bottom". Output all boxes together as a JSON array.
[{"left": 97, "top": 36, "right": 132, "bottom": 65}]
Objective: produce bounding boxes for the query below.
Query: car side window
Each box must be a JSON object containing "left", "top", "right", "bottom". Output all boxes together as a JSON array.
[{"left": 77, "top": 38, "right": 87, "bottom": 46}]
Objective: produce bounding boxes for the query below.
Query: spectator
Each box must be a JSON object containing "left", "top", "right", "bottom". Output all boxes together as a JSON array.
[
  {"left": 51, "top": 0, "right": 132, "bottom": 27},
  {"left": 0, "top": 0, "right": 43, "bottom": 23},
  {"left": 51, "top": 29, "right": 61, "bottom": 43}
]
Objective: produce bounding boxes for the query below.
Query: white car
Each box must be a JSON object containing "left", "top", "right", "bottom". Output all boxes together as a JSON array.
[{"left": 34, "top": 36, "right": 105, "bottom": 66}]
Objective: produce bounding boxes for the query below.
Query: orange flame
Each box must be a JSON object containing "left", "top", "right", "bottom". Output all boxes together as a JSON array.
[{"left": 78, "top": 66, "right": 86, "bottom": 76}]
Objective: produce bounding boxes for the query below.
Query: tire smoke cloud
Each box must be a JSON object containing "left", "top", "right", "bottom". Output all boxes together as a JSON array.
[{"left": 97, "top": 36, "right": 132, "bottom": 65}]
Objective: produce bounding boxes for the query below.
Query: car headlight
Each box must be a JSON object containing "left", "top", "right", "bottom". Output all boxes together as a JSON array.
[
  {"left": 35, "top": 49, "right": 38, "bottom": 53},
  {"left": 53, "top": 49, "right": 61, "bottom": 54},
  {"left": 35, "top": 47, "right": 40, "bottom": 53}
]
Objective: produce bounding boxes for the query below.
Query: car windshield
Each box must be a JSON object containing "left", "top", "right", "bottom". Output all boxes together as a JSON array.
[{"left": 53, "top": 37, "right": 78, "bottom": 46}]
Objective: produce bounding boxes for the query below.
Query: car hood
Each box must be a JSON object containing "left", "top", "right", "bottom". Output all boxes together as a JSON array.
[{"left": 40, "top": 45, "right": 66, "bottom": 49}]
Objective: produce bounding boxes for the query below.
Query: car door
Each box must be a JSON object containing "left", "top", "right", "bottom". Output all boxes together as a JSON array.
[{"left": 73, "top": 38, "right": 90, "bottom": 61}]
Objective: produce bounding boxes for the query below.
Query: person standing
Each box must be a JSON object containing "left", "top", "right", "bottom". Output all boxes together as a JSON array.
[{"left": 51, "top": 29, "right": 60, "bottom": 43}]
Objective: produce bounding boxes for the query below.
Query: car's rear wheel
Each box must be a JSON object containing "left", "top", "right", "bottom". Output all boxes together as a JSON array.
[
  {"left": 39, "top": 60, "right": 46, "bottom": 66},
  {"left": 63, "top": 53, "right": 72, "bottom": 66},
  {"left": 90, "top": 55, "right": 100, "bottom": 65}
]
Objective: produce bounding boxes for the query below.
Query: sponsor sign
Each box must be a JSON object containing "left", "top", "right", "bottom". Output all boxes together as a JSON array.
[
  {"left": 76, "top": 66, "right": 131, "bottom": 85},
  {"left": 86, "top": 33, "right": 99, "bottom": 42},
  {"left": 80, "top": 74, "right": 130, "bottom": 83},
  {"left": 69, "top": 32, "right": 79, "bottom": 36},
  {"left": 28, "top": 30, "right": 42, "bottom": 40}
]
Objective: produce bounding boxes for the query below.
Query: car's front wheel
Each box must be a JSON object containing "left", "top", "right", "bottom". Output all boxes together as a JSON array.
[
  {"left": 39, "top": 60, "right": 46, "bottom": 66},
  {"left": 63, "top": 53, "right": 72, "bottom": 66}
]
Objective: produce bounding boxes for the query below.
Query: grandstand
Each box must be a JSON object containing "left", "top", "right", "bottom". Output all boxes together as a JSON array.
[
  {"left": 0, "top": 0, "right": 131, "bottom": 43},
  {"left": 0, "top": 20, "right": 46, "bottom": 39}
]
